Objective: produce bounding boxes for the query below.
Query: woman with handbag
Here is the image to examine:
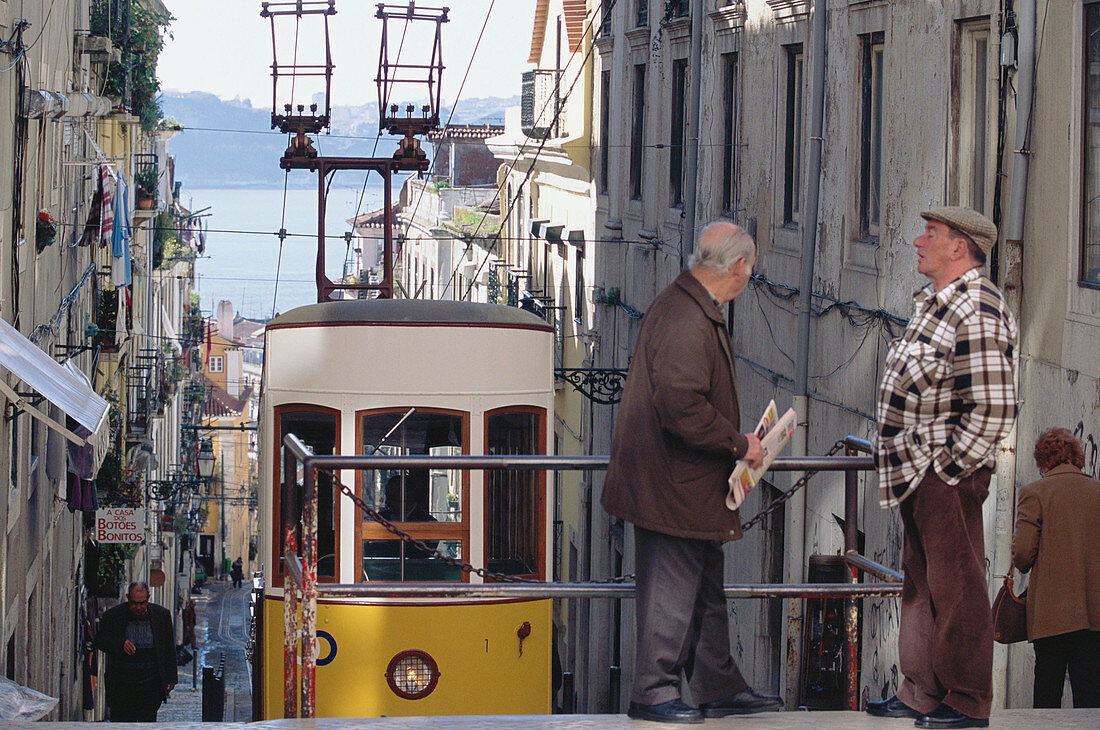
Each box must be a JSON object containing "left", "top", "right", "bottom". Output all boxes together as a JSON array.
[{"left": 1011, "top": 427, "right": 1100, "bottom": 708}]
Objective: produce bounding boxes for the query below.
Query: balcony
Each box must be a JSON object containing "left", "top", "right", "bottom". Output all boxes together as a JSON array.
[
  {"left": 133, "top": 152, "right": 159, "bottom": 219},
  {"left": 521, "top": 69, "right": 566, "bottom": 140}
]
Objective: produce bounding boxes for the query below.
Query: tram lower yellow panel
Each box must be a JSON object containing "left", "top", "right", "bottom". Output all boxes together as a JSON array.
[{"left": 261, "top": 597, "right": 552, "bottom": 718}]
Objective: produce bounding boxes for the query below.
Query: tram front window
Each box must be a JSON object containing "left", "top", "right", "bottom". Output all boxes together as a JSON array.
[{"left": 359, "top": 410, "right": 466, "bottom": 582}]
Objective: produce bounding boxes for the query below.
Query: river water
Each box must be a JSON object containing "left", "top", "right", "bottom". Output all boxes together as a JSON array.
[{"left": 188, "top": 181, "right": 394, "bottom": 319}]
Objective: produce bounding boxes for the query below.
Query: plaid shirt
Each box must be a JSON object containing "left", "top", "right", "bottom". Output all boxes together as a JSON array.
[{"left": 876, "top": 268, "right": 1018, "bottom": 507}]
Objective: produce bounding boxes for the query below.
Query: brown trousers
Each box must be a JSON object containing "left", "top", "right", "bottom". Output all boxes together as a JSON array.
[{"left": 896, "top": 466, "right": 993, "bottom": 719}]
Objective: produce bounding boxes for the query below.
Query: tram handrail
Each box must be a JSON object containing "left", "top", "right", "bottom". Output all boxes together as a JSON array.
[{"left": 278, "top": 432, "right": 891, "bottom": 719}]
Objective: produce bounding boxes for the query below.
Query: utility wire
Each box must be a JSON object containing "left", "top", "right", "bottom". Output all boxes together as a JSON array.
[{"left": 452, "top": 1, "right": 612, "bottom": 302}]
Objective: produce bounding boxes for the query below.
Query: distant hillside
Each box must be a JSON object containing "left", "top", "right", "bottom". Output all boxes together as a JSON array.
[{"left": 162, "top": 92, "right": 518, "bottom": 190}]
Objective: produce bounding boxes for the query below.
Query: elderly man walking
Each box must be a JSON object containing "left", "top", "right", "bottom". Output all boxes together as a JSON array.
[
  {"left": 868, "top": 208, "right": 1017, "bottom": 729},
  {"left": 95, "top": 581, "right": 177, "bottom": 722},
  {"left": 602, "top": 221, "right": 781, "bottom": 724}
]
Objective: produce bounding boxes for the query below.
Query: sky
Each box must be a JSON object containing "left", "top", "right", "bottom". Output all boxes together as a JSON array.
[{"left": 159, "top": 0, "right": 538, "bottom": 107}]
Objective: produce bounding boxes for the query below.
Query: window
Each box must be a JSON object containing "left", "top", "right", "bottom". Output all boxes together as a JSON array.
[
  {"left": 208, "top": 355, "right": 223, "bottom": 373},
  {"left": 599, "top": 2, "right": 612, "bottom": 37},
  {"left": 636, "top": 0, "right": 649, "bottom": 27},
  {"left": 668, "top": 0, "right": 689, "bottom": 18},
  {"left": 600, "top": 70, "right": 612, "bottom": 194},
  {"left": 275, "top": 407, "right": 338, "bottom": 582},
  {"left": 670, "top": 58, "right": 688, "bottom": 207},
  {"left": 783, "top": 44, "right": 805, "bottom": 226},
  {"left": 721, "top": 52, "right": 739, "bottom": 213},
  {"left": 485, "top": 408, "right": 545, "bottom": 578},
  {"left": 574, "top": 238, "right": 586, "bottom": 324},
  {"left": 859, "top": 33, "right": 885, "bottom": 240},
  {"left": 1082, "top": 3, "right": 1100, "bottom": 285},
  {"left": 953, "top": 21, "right": 993, "bottom": 217},
  {"left": 358, "top": 409, "right": 467, "bottom": 582},
  {"left": 630, "top": 64, "right": 647, "bottom": 200}
]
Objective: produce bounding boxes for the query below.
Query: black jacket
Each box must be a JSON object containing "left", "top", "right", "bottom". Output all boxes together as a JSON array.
[{"left": 94, "top": 601, "right": 177, "bottom": 701}]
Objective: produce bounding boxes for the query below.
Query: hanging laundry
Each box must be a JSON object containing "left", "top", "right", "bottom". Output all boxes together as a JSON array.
[
  {"left": 78, "top": 174, "right": 103, "bottom": 247},
  {"left": 111, "top": 173, "right": 132, "bottom": 287},
  {"left": 99, "top": 164, "right": 114, "bottom": 248}
]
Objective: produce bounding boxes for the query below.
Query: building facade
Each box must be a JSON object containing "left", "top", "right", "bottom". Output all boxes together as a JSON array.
[{"left": 578, "top": 0, "right": 1100, "bottom": 714}]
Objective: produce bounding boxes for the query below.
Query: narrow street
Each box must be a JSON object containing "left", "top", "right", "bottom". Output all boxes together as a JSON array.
[{"left": 159, "top": 580, "right": 253, "bottom": 723}]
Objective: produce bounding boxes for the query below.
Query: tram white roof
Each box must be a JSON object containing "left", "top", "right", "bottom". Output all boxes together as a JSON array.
[{"left": 267, "top": 299, "right": 553, "bottom": 332}]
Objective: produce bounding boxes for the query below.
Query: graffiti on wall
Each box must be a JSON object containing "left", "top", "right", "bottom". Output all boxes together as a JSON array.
[{"left": 1073, "top": 421, "right": 1098, "bottom": 478}]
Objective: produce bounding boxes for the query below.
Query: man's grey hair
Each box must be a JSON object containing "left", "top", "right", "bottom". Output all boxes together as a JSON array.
[
  {"left": 689, "top": 222, "right": 756, "bottom": 271},
  {"left": 127, "top": 581, "right": 150, "bottom": 597}
]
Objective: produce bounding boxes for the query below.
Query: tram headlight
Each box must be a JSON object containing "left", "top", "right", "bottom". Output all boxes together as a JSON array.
[{"left": 385, "top": 649, "right": 440, "bottom": 700}]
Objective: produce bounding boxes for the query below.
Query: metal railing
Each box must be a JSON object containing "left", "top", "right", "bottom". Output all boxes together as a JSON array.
[{"left": 279, "top": 434, "right": 899, "bottom": 718}]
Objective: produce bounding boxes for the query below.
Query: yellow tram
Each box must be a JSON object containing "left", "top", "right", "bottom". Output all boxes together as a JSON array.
[{"left": 255, "top": 298, "right": 556, "bottom": 718}]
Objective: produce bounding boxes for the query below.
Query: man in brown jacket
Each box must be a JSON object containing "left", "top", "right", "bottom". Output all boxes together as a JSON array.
[
  {"left": 602, "top": 222, "right": 780, "bottom": 724},
  {"left": 1012, "top": 427, "right": 1100, "bottom": 708}
]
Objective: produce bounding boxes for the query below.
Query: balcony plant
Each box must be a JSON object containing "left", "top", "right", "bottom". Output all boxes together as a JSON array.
[
  {"left": 91, "top": 1, "right": 174, "bottom": 132},
  {"left": 35, "top": 209, "right": 57, "bottom": 253},
  {"left": 135, "top": 166, "right": 158, "bottom": 209}
]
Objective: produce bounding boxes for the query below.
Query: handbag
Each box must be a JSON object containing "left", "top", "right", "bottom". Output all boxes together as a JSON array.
[{"left": 992, "top": 574, "right": 1027, "bottom": 644}]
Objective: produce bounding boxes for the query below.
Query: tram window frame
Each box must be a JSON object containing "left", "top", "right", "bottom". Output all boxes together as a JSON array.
[
  {"left": 272, "top": 404, "right": 341, "bottom": 588},
  {"left": 356, "top": 407, "right": 471, "bottom": 583},
  {"left": 484, "top": 406, "right": 547, "bottom": 581}
]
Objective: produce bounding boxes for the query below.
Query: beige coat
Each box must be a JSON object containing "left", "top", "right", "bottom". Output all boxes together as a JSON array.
[
  {"left": 600, "top": 271, "right": 749, "bottom": 542},
  {"left": 1011, "top": 463, "right": 1100, "bottom": 640}
]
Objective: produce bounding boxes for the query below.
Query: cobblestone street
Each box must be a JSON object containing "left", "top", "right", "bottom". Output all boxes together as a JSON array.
[{"left": 158, "top": 580, "right": 253, "bottom": 723}]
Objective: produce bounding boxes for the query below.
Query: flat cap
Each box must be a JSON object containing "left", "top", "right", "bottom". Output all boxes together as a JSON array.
[{"left": 920, "top": 206, "right": 997, "bottom": 256}]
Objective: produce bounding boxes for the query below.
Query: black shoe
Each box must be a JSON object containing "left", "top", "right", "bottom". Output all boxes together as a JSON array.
[
  {"left": 866, "top": 694, "right": 922, "bottom": 719},
  {"left": 915, "top": 704, "right": 989, "bottom": 728},
  {"left": 698, "top": 687, "right": 783, "bottom": 717},
  {"left": 627, "top": 699, "right": 704, "bottom": 724}
]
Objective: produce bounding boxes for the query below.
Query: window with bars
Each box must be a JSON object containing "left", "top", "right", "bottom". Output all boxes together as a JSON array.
[
  {"left": 1082, "top": 2, "right": 1100, "bottom": 285},
  {"left": 721, "top": 52, "right": 739, "bottom": 214},
  {"left": 600, "top": 70, "right": 612, "bottom": 194},
  {"left": 670, "top": 58, "right": 688, "bottom": 207},
  {"left": 782, "top": 44, "right": 804, "bottom": 226},
  {"left": 630, "top": 64, "right": 647, "bottom": 200},
  {"left": 859, "top": 33, "right": 884, "bottom": 241}
]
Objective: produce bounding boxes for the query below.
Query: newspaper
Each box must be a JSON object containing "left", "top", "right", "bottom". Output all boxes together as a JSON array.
[{"left": 726, "top": 400, "right": 797, "bottom": 510}]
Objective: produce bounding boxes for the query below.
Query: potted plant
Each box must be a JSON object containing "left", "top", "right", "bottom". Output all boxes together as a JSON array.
[
  {"left": 135, "top": 167, "right": 158, "bottom": 209},
  {"left": 35, "top": 209, "right": 57, "bottom": 252}
]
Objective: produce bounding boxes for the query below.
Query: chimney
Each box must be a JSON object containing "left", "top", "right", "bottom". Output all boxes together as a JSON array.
[{"left": 217, "top": 300, "right": 235, "bottom": 340}]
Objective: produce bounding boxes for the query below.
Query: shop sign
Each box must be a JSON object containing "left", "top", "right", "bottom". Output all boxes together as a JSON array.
[{"left": 95, "top": 507, "right": 146, "bottom": 543}]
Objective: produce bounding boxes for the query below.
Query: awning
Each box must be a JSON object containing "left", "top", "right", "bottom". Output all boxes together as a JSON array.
[{"left": 0, "top": 317, "right": 110, "bottom": 454}]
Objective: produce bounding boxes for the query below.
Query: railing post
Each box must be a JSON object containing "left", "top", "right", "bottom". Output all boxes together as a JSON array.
[
  {"left": 301, "top": 458, "right": 318, "bottom": 718},
  {"left": 844, "top": 445, "right": 860, "bottom": 711},
  {"left": 283, "top": 444, "right": 299, "bottom": 718}
]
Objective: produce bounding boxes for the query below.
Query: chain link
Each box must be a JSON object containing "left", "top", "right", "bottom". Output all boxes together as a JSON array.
[
  {"left": 315, "top": 441, "right": 849, "bottom": 585},
  {"left": 739, "top": 440, "right": 848, "bottom": 532}
]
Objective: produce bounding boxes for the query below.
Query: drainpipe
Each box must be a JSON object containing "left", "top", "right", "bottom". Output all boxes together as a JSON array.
[
  {"left": 992, "top": 0, "right": 1033, "bottom": 709},
  {"left": 787, "top": 0, "right": 828, "bottom": 707},
  {"left": 681, "top": 0, "right": 705, "bottom": 260}
]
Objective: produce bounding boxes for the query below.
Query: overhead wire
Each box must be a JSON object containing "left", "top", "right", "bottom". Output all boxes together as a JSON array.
[
  {"left": 453, "top": 0, "right": 613, "bottom": 302},
  {"left": 398, "top": 0, "right": 498, "bottom": 258}
]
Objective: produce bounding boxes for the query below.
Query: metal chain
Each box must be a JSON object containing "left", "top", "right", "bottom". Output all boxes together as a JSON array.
[
  {"left": 316, "top": 441, "right": 847, "bottom": 585},
  {"left": 323, "top": 469, "right": 545, "bottom": 583},
  {"left": 739, "top": 439, "right": 848, "bottom": 532}
]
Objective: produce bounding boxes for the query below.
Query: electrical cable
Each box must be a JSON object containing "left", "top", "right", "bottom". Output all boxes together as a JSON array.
[
  {"left": 447, "top": 0, "right": 615, "bottom": 302},
  {"left": 399, "top": 0, "right": 498, "bottom": 252}
]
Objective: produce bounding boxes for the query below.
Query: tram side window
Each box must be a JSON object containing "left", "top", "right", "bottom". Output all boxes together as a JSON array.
[
  {"left": 486, "top": 410, "right": 542, "bottom": 578},
  {"left": 279, "top": 410, "right": 337, "bottom": 579},
  {"left": 360, "top": 410, "right": 465, "bottom": 582}
]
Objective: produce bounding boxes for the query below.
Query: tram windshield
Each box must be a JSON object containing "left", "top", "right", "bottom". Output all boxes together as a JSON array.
[{"left": 359, "top": 410, "right": 465, "bottom": 582}]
